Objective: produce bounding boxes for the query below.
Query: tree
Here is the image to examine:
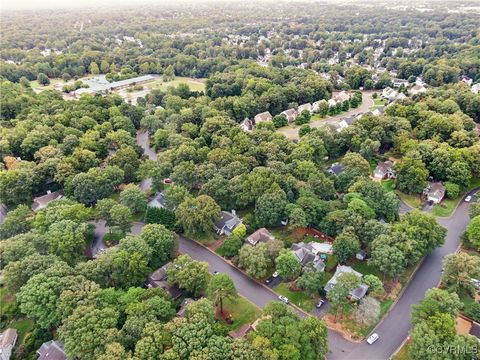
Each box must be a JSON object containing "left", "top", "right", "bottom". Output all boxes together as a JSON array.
[
  {"left": 134, "top": 322, "right": 170, "bottom": 360},
  {"left": 238, "top": 243, "right": 270, "bottom": 279},
  {"left": 369, "top": 237, "right": 405, "bottom": 280},
  {"left": 163, "top": 65, "right": 175, "bottom": 81},
  {"left": 332, "top": 228, "right": 360, "bottom": 263},
  {"left": 254, "top": 185, "right": 288, "bottom": 227},
  {"left": 89, "top": 62, "right": 100, "bottom": 74},
  {"left": 167, "top": 255, "right": 210, "bottom": 297},
  {"left": 362, "top": 275, "right": 384, "bottom": 297},
  {"left": 176, "top": 195, "right": 221, "bottom": 238},
  {"left": 206, "top": 273, "right": 237, "bottom": 315},
  {"left": 46, "top": 220, "right": 87, "bottom": 264},
  {"left": 108, "top": 204, "right": 132, "bottom": 235},
  {"left": 354, "top": 296, "right": 380, "bottom": 326},
  {"left": 441, "top": 252, "right": 480, "bottom": 295},
  {"left": 0, "top": 169, "right": 34, "bottom": 207},
  {"left": 411, "top": 288, "right": 462, "bottom": 325},
  {"left": 140, "top": 224, "right": 177, "bottom": 268},
  {"left": 37, "top": 73, "right": 50, "bottom": 86},
  {"left": 444, "top": 181, "right": 460, "bottom": 199},
  {"left": 465, "top": 215, "right": 480, "bottom": 250},
  {"left": 297, "top": 266, "right": 325, "bottom": 296},
  {"left": 60, "top": 305, "right": 119, "bottom": 360},
  {"left": 0, "top": 204, "right": 32, "bottom": 239},
  {"left": 447, "top": 161, "right": 471, "bottom": 189},
  {"left": 218, "top": 233, "right": 243, "bottom": 258},
  {"left": 163, "top": 185, "right": 189, "bottom": 210},
  {"left": 395, "top": 157, "right": 429, "bottom": 194},
  {"left": 120, "top": 184, "right": 147, "bottom": 214},
  {"left": 275, "top": 249, "right": 301, "bottom": 281},
  {"left": 327, "top": 272, "right": 360, "bottom": 322},
  {"left": 272, "top": 114, "right": 288, "bottom": 128}
]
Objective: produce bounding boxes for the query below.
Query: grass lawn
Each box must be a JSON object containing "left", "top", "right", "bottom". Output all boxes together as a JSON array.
[
  {"left": 373, "top": 98, "right": 387, "bottom": 107},
  {"left": 351, "top": 259, "right": 383, "bottom": 278},
  {"left": 7, "top": 319, "right": 35, "bottom": 345},
  {"left": 103, "top": 232, "right": 123, "bottom": 246},
  {"left": 393, "top": 342, "right": 411, "bottom": 360},
  {"left": 222, "top": 296, "right": 261, "bottom": 331},
  {"left": 395, "top": 190, "right": 423, "bottom": 208},
  {"left": 432, "top": 177, "right": 480, "bottom": 217},
  {"left": 382, "top": 179, "right": 395, "bottom": 192},
  {"left": 310, "top": 114, "right": 326, "bottom": 121},
  {"left": 369, "top": 158, "right": 378, "bottom": 171},
  {"left": 146, "top": 76, "right": 206, "bottom": 92},
  {"left": 30, "top": 78, "right": 64, "bottom": 90},
  {"left": 276, "top": 282, "right": 317, "bottom": 311}
]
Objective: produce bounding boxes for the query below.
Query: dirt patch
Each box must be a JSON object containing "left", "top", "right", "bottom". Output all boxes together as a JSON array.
[
  {"left": 324, "top": 314, "right": 363, "bottom": 342},
  {"left": 208, "top": 237, "right": 225, "bottom": 251},
  {"left": 385, "top": 281, "right": 401, "bottom": 300}
]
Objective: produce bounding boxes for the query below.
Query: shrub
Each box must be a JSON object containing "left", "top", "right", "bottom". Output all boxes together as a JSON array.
[{"left": 144, "top": 206, "right": 176, "bottom": 230}]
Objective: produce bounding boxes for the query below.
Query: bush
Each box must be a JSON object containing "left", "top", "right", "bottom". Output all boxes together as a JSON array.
[
  {"left": 272, "top": 114, "right": 288, "bottom": 128},
  {"left": 295, "top": 110, "right": 311, "bottom": 125},
  {"left": 464, "top": 302, "right": 480, "bottom": 322},
  {"left": 445, "top": 182, "right": 460, "bottom": 199},
  {"left": 144, "top": 206, "right": 176, "bottom": 230},
  {"left": 218, "top": 234, "right": 243, "bottom": 258},
  {"left": 299, "top": 124, "right": 312, "bottom": 137}
]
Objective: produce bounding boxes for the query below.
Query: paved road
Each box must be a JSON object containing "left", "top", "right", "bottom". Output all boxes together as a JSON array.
[
  {"left": 278, "top": 91, "right": 374, "bottom": 140},
  {"left": 133, "top": 127, "right": 476, "bottom": 359}
]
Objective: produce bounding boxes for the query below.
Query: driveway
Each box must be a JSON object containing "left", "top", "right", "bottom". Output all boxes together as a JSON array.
[
  {"left": 136, "top": 130, "right": 156, "bottom": 192},
  {"left": 278, "top": 91, "right": 374, "bottom": 140},
  {"left": 88, "top": 219, "right": 108, "bottom": 257}
]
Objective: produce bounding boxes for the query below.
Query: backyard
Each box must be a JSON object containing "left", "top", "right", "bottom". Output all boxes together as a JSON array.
[{"left": 221, "top": 296, "right": 261, "bottom": 331}]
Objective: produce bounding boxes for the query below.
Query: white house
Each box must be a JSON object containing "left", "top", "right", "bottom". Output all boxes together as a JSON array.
[
  {"left": 297, "top": 103, "right": 313, "bottom": 114},
  {"left": 254, "top": 111, "right": 272, "bottom": 124},
  {"left": 471, "top": 83, "right": 480, "bottom": 95},
  {"left": 239, "top": 118, "right": 253, "bottom": 132},
  {"left": 0, "top": 329, "right": 17, "bottom": 360}
]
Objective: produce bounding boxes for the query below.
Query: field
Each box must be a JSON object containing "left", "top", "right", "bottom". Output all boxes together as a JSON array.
[
  {"left": 373, "top": 98, "right": 387, "bottom": 107},
  {"left": 395, "top": 190, "right": 423, "bottom": 208},
  {"left": 29, "top": 78, "right": 64, "bottom": 90},
  {"left": 146, "top": 76, "right": 206, "bottom": 92}
]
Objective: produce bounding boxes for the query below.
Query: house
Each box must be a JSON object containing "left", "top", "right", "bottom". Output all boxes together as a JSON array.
[
  {"left": 373, "top": 161, "right": 395, "bottom": 179},
  {"left": 336, "top": 116, "right": 355, "bottom": 132},
  {"left": 333, "top": 91, "right": 350, "bottom": 103},
  {"left": 281, "top": 109, "right": 298, "bottom": 123},
  {"left": 382, "top": 87, "right": 399, "bottom": 101},
  {"left": 392, "top": 78, "right": 409, "bottom": 88},
  {"left": 214, "top": 211, "right": 242, "bottom": 236},
  {"left": 328, "top": 163, "right": 344, "bottom": 177},
  {"left": 460, "top": 75, "right": 473, "bottom": 86},
  {"left": 147, "top": 262, "right": 184, "bottom": 300},
  {"left": 423, "top": 182, "right": 446, "bottom": 204},
  {"left": 0, "top": 329, "right": 17, "bottom": 360},
  {"left": 228, "top": 324, "right": 252, "bottom": 339},
  {"left": 409, "top": 84, "right": 427, "bottom": 96},
  {"left": 239, "top": 118, "right": 253, "bottom": 132},
  {"left": 177, "top": 298, "right": 194, "bottom": 317},
  {"left": 471, "top": 83, "right": 480, "bottom": 95},
  {"left": 254, "top": 111, "right": 272, "bottom": 124},
  {"left": 328, "top": 98, "right": 338, "bottom": 107},
  {"left": 395, "top": 92, "right": 407, "bottom": 101},
  {"left": 356, "top": 250, "right": 367, "bottom": 261},
  {"left": 147, "top": 191, "right": 171, "bottom": 210},
  {"left": 298, "top": 103, "right": 313, "bottom": 114},
  {"left": 291, "top": 242, "right": 326, "bottom": 272},
  {"left": 324, "top": 265, "right": 369, "bottom": 301},
  {"left": 31, "top": 190, "right": 64, "bottom": 212},
  {"left": 245, "top": 227, "right": 275, "bottom": 246},
  {"left": 372, "top": 106, "right": 385, "bottom": 116},
  {"left": 312, "top": 100, "right": 324, "bottom": 113},
  {"left": 37, "top": 340, "right": 66, "bottom": 360}
]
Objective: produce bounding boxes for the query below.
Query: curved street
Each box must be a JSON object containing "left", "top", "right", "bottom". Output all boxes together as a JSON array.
[{"left": 126, "top": 128, "right": 476, "bottom": 360}]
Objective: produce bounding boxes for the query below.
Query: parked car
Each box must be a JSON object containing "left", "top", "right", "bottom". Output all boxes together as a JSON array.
[
  {"left": 465, "top": 195, "right": 472, "bottom": 202},
  {"left": 278, "top": 295, "right": 289, "bottom": 304},
  {"left": 213, "top": 271, "right": 219, "bottom": 275},
  {"left": 367, "top": 333, "right": 379, "bottom": 345},
  {"left": 272, "top": 271, "right": 279, "bottom": 278},
  {"left": 316, "top": 300, "right": 325, "bottom": 308}
]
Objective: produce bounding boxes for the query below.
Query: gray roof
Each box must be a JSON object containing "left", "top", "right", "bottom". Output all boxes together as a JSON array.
[
  {"left": 0, "top": 328, "right": 17, "bottom": 348},
  {"left": 328, "top": 163, "right": 344, "bottom": 176},
  {"left": 32, "top": 190, "right": 64, "bottom": 212},
  {"left": 37, "top": 340, "right": 66, "bottom": 360},
  {"left": 324, "top": 265, "right": 368, "bottom": 300},
  {"left": 291, "top": 242, "right": 325, "bottom": 269},
  {"left": 246, "top": 228, "right": 274, "bottom": 245},
  {"left": 215, "top": 211, "right": 242, "bottom": 233},
  {"left": 147, "top": 191, "right": 170, "bottom": 209}
]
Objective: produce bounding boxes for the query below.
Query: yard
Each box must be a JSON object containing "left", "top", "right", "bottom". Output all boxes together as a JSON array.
[
  {"left": 395, "top": 190, "right": 423, "bottom": 208},
  {"left": 146, "top": 76, "right": 206, "bottom": 92},
  {"left": 221, "top": 296, "right": 261, "bottom": 331},
  {"left": 29, "top": 78, "right": 64, "bottom": 90},
  {"left": 275, "top": 282, "right": 317, "bottom": 312},
  {"left": 392, "top": 342, "right": 411, "bottom": 360},
  {"left": 373, "top": 98, "right": 387, "bottom": 107},
  {"left": 382, "top": 179, "right": 395, "bottom": 192}
]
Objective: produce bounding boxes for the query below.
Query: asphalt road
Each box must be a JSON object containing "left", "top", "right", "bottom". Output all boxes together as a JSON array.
[
  {"left": 278, "top": 91, "right": 375, "bottom": 140},
  {"left": 133, "top": 128, "right": 476, "bottom": 359}
]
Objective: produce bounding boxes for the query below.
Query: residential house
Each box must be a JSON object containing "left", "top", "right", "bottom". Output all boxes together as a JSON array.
[
  {"left": 298, "top": 103, "right": 313, "bottom": 114},
  {"left": 373, "top": 160, "right": 395, "bottom": 180},
  {"left": 37, "top": 340, "right": 66, "bottom": 360},
  {"left": 333, "top": 91, "right": 350, "bottom": 104},
  {"left": 147, "top": 262, "right": 183, "bottom": 300},
  {"left": 281, "top": 109, "right": 298, "bottom": 124},
  {"left": 312, "top": 100, "right": 324, "bottom": 113},
  {"left": 0, "top": 329, "right": 17, "bottom": 360},
  {"left": 291, "top": 242, "right": 326, "bottom": 272},
  {"left": 32, "top": 190, "right": 64, "bottom": 212},
  {"left": 177, "top": 298, "right": 194, "bottom": 317},
  {"left": 147, "top": 191, "right": 171, "bottom": 210},
  {"left": 245, "top": 227, "right": 275, "bottom": 246},
  {"left": 254, "top": 111, "right": 272, "bottom": 124},
  {"left": 382, "top": 87, "right": 398, "bottom": 101},
  {"left": 214, "top": 211, "right": 242, "bottom": 236},
  {"left": 372, "top": 106, "right": 385, "bottom": 116},
  {"left": 471, "top": 83, "right": 480, "bottom": 95},
  {"left": 395, "top": 92, "right": 407, "bottom": 101},
  {"left": 324, "top": 265, "right": 369, "bottom": 301},
  {"left": 392, "top": 78, "right": 409, "bottom": 88},
  {"left": 336, "top": 116, "right": 355, "bottom": 132},
  {"left": 409, "top": 84, "right": 427, "bottom": 96},
  {"left": 328, "top": 98, "right": 338, "bottom": 108},
  {"left": 328, "top": 163, "right": 344, "bottom": 177},
  {"left": 423, "top": 181, "right": 446, "bottom": 204},
  {"left": 239, "top": 118, "right": 253, "bottom": 132},
  {"left": 460, "top": 75, "right": 473, "bottom": 86}
]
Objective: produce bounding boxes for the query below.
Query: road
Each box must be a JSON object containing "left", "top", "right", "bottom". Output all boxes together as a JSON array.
[
  {"left": 133, "top": 127, "right": 476, "bottom": 359},
  {"left": 278, "top": 91, "right": 375, "bottom": 140}
]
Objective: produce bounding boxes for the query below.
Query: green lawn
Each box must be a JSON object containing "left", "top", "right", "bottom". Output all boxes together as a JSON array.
[
  {"left": 276, "top": 282, "right": 317, "bottom": 312},
  {"left": 223, "top": 296, "right": 261, "bottom": 331},
  {"left": 395, "top": 190, "right": 423, "bottom": 208},
  {"left": 29, "top": 78, "right": 64, "bottom": 90},
  {"left": 432, "top": 177, "right": 480, "bottom": 217},
  {"left": 351, "top": 259, "right": 383, "bottom": 278},
  {"left": 369, "top": 159, "right": 378, "bottom": 171},
  {"left": 310, "top": 114, "right": 325, "bottom": 121},
  {"left": 373, "top": 98, "right": 387, "bottom": 107},
  {"left": 382, "top": 179, "right": 395, "bottom": 192},
  {"left": 7, "top": 319, "right": 34, "bottom": 345},
  {"left": 146, "top": 76, "right": 206, "bottom": 92}
]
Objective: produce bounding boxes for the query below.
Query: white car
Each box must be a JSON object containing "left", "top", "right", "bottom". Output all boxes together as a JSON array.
[
  {"left": 272, "top": 271, "right": 279, "bottom": 278},
  {"left": 367, "top": 333, "right": 379, "bottom": 345},
  {"left": 465, "top": 195, "right": 472, "bottom": 202},
  {"left": 278, "top": 295, "right": 289, "bottom": 304}
]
